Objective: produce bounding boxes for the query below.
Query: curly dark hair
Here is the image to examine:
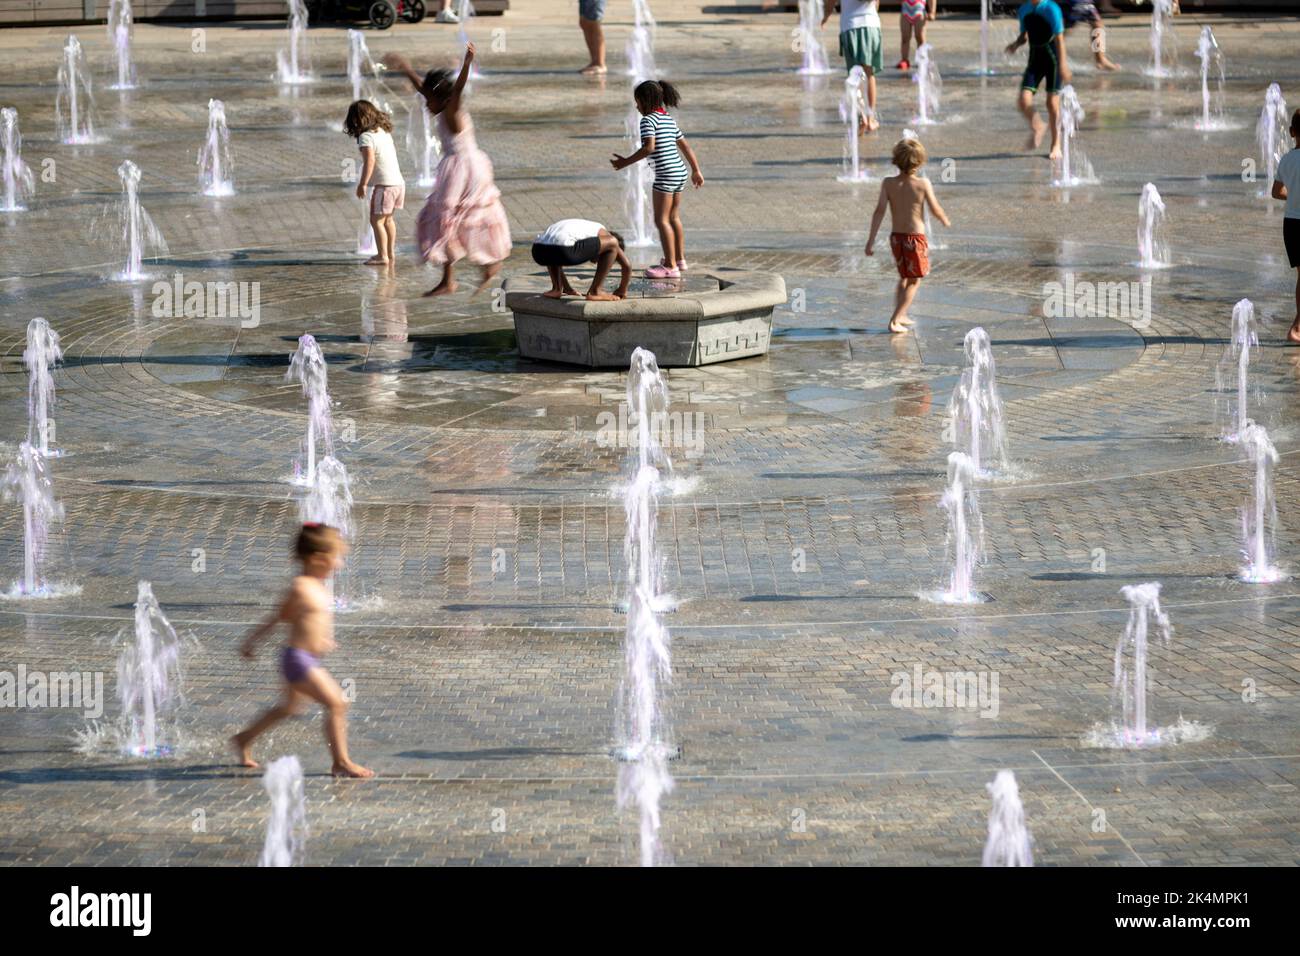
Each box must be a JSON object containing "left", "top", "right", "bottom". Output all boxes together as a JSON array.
[{"left": 343, "top": 100, "right": 392, "bottom": 139}]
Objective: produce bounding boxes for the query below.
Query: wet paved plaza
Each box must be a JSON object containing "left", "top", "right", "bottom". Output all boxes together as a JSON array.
[{"left": 2, "top": 4, "right": 1300, "bottom": 865}]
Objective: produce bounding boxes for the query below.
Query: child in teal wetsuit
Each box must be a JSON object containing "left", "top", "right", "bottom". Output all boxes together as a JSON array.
[{"left": 1006, "top": 0, "right": 1072, "bottom": 162}]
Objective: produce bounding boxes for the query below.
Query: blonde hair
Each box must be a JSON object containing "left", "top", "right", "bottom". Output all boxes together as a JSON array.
[{"left": 892, "top": 138, "right": 927, "bottom": 174}]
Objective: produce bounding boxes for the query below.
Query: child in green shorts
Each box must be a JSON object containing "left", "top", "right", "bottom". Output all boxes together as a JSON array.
[{"left": 823, "top": 0, "right": 883, "bottom": 134}]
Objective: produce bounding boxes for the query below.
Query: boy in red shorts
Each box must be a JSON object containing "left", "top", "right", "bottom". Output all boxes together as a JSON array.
[{"left": 865, "top": 137, "right": 951, "bottom": 334}]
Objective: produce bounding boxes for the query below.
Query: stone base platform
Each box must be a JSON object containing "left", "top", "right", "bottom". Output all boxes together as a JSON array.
[{"left": 504, "top": 267, "right": 786, "bottom": 368}]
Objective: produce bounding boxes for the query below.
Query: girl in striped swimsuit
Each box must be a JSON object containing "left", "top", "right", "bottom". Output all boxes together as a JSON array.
[
  {"left": 610, "top": 80, "right": 705, "bottom": 279},
  {"left": 897, "top": 0, "right": 935, "bottom": 71}
]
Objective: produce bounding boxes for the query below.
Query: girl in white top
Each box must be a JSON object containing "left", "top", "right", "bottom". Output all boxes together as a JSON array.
[{"left": 344, "top": 100, "right": 406, "bottom": 267}]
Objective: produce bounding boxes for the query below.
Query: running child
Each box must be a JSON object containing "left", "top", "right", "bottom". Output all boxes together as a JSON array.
[
  {"left": 1062, "top": 1, "right": 1119, "bottom": 72},
  {"left": 822, "top": 1, "right": 883, "bottom": 134},
  {"left": 232, "top": 523, "right": 373, "bottom": 778},
  {"left": 865, "top": 137, "right": 950, "bottom": 334},
  {"left": 344, "top": 100, "right": 406, "bottom": 267},
  {"left": 1006, "top": 0, "right": 1072, "bottom": 161},
  {"left": 610, "top": 80, "right": 704, "bottom": 279},
  {"left": 531, "top": 219, "right": 630, "bottom": 300},
  {"left": 1272, "top": 109, "right": 1300, "bottom": 344},
  {"left": 897, "top": 0, "right": 936, "bottom": 71},
  {"left": 384, "top": 43, "right": 511, "bottom": 297}
]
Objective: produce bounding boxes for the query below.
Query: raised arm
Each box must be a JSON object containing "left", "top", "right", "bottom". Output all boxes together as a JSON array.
[
  {"left": 446, "top": 42, "right": 476, "bottom": 114},
  {"left": 382, "top": 53, "right": 425, "bottom": 95}
]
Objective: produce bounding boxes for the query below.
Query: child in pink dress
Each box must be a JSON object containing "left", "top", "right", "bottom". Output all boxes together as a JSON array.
[{"left": 385, "top": 43, "right": 511, "bottom": 297}]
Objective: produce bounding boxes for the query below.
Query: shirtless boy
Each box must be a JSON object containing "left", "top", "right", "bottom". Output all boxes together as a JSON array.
[
  {"left": 232, "top": 523, "right": 373, "bottom": 779},
  {"left": 865, "top": 137, "right": 951, "bottom": 334}
]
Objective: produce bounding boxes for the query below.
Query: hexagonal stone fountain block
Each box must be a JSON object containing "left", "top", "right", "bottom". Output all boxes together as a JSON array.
[{"left": 504, "top": 267, "right": 786, "bottom": 367}]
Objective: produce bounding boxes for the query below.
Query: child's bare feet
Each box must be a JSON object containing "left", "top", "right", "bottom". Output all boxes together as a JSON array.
[
  {"left": 332, "top": 761, "right": 375, "bottom": 779},
  {"left": 1027, "top": 116, "right": 1046, "bottom": 151},
  {"left": 423, "top": 279, "right": 457, "bottom": 298},
  {"left": 586, "top": 291, "right": 619, "bottom": 301},
  {"left": 543, "top": 289, "right": 564, "bottom": 299},
  {"left": 1096, "top": 54, "right": 1120, "bottom": 72},
  {"left": 1048, "top": 141, "right": 1062, "bottom": 162},
  {"left": 364, "top": 257, "right": 389, "bottom": 266},
  {"left": 866, "top": 114, "right": 881, "bottom": 133},
  {"left": 231, "top": 734, "right": 258, "bottom": 769},
  {"left": 472, "top": 262, "right": 501, "bottom": 298},
  {"left": 580, "top": 63, "right": 607, "bottom": 75},
  {"left": 1288, "top": 319, "right": 1300, "bottom": 344},
  {"left": 889, "top": 316, "right": 915, "bottom": 334}
]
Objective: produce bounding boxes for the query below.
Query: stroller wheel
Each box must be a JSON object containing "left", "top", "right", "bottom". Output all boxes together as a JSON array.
[
  {"left": 403, "top": 0, "right": 426, "bottom": 22},
  {"left": 369, "top": 0, "right": 396, "bottom": 29}
]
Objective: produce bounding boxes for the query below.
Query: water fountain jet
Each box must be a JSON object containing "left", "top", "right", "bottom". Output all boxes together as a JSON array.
[
  {"left": 117, "top": 581, "right": 183, "bottom": 757},
  {"left": 982, "top": 770, "right": 1033, "bottom": 867},
  {"left": 1137, "top": 183, "right": 1169, "bottom": 269},
  {"left": 1239, "top": 422, "right": 1283, "bottom": 584},
  {"left": 106, "top": 0, "right": 137, "bottom": 90},
  {"left": 615, "top": 348, "right": 676, "bottom": 867},
  {"left": 24, "top": 318, "right": 62, "bottom": 458},
  {"left": 1, "top": 108, "right": 35, "bottom": 212},
  {"left": 56, "top": 36, "right": 99, "bottom": 145},
  {"left": 836, "top": 67, "right": 872, "bottom": 183},
  {"left": 2, "top": 442, "right": 64, "bottom": 599},
  {"left": 795, "top": 0, "right": 832, "bottom": 76},
  {"left": 198, "top": 98, "right": 234, "bottom": 197},
  {"left": 259, "top": 755, "right": 307, "bottom": 866},
  {"left": 1193, "top": 26, "right": 1226, "bottom": 131},
  {"left": 1052, "top": 86, "right": 1095, "bottom": 187},
  {"left": 275, "top": 0, "right": 313, "bottom": 85},
  {"left": 912, "top": 43, "right": 942, "bottom": 125},
  {"left": 286, "top": 334, "right": 334, "bottom": 485},
  {"left": 1256, "top": 84, "right": 1289, "bottom": 196},
  {"left": 923, "top": 452, "right": 985, "bottom": 604},
  {"left": 112, "top": 160, "right": 167, "bottom": 281}
]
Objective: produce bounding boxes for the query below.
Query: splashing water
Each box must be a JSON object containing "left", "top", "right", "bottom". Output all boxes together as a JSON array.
[
  {"left": 286, "top": 334, "right": 334, "bottom": 485},
  {"left": 106, "top": 0, "right": 137, "bottom": 90},
  {"left": 982, "top": 771, "right": 1033, "bottom": 867},
  {"left": 116, "top": 581, "right": 184, "bottom": 757},
  {"left": 1193, "top": 26, "right": 1226, "bottom": 131},
  {"left": 1137, "top": 183, "right": 1168, "bottom": 269},
  {"left": 299, "top": 455, "right": 357, "bottom": 609},
  {"left": 198, "top": 99, "right": 234, "bottom": 197},
  {"left": 276, "top": 0, "right": 313, "bottom": 85},
  {"left": 933, "top": 452, "right": 985, "bottom": 604},
  {"left": 56, "top": 36, "right": 99, "bottom": 145},
  {"left": 405, "top": 94, "right": 441, "bottom": 188},
  {"left": 112, "top": 160, "right": 167, "bottom": 281},
  {"left": 1146, "top": 0, "right": 1177, "bottom": 78},
  {"left": 1256, "top": 84, "right": 1289, "bottom": 196},
  {"left": 977, "top": 0, "right": 992, "bottom": 75},
  {"left": 1217, "top": 299, "right": 1259, "bottom": 443},
  {"left": 24, "top": 318, "right": 62, "bottom": 458},
  {"left": 836, "top": 67, "right": 871, "bottom": 183},
  {"left": 795, "top": 0, "right": 832, "bottom": 75},
  {"left": 615, "top": 348, "right": 676, "bottom": 867},
  {"left": 1, "top": 108, "right": 35, "bottom": 212},
  {"left": 1085, "top": 583, "right": 1211, "bottom": 748},
  {"left": 912, "top": 44, "right": 942, "bottom": 125},
  {"left": 948, "top": 327, "right": 1008, "bottom": 476},
  {"left": 2, "top": 442, "right": 64, "bottom": 599},
  {"left": 259, "top": 755, "right": 307, "bottom": 866},
  {"left": 1239, "top": 422, "right": 1283, "bottom": 584},
  {"left": 457, "top": 0, "right": 484, "bottom": 79},
  {"left": 1052, "top": 86, "right": 1096, "bottom": 187},
  {"left": 347, "top": 29, "right": 395, "bottom": 110},
  {"left": 622, "top": 0, "right": 657, "bottom": 246}
]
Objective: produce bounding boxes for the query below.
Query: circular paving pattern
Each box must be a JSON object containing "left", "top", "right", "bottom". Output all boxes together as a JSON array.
[{"left": 2, "top": 9, "right": 1300, "bottom": 866}]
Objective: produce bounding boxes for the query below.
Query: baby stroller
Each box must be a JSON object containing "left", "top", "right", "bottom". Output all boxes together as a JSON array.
[{"left": 311, "top": 0, "right": 424, "bottom": 30}]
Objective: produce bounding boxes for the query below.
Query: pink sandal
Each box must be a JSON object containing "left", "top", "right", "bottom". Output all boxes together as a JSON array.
[{"left": 646, "top": 264, "right": 680, "bottom": 279}]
